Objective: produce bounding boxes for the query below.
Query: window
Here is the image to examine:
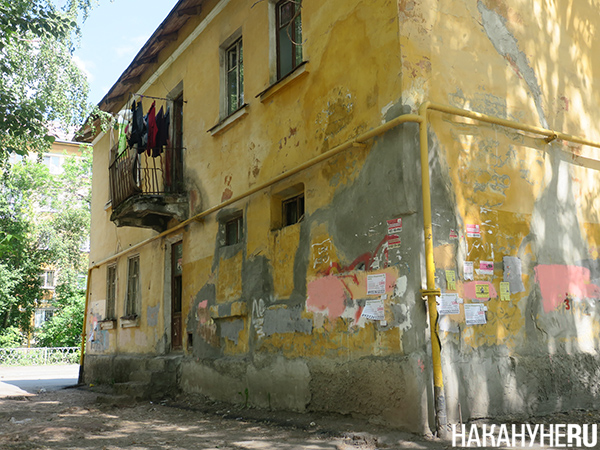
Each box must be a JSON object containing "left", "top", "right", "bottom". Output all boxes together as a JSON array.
[
  {"left": 34, "top": 309, "right": 55, "bottom": 328},
  {"left": 41, "top": 270, "right": 55, "bottom": 289},
  {"left": 271, "top": 183, "right": 304, "bottom": 229},
  {"left": 226, "top": 38, "right": 244, "bottom": 115},
  {"left": 225, "top": 214, "right": 243, "bottom": 246},
  {"left": 106, "top": 264, "right": 117, "bottom": 319},
  {"left": 276, "top": 0, "right": 302, "bottom": 79},
  {"left": 125, "top": 256, "right": 140, "bottom": 317},
  {"left": 43, "top": 155, "right": 64, "bottom": 174},
  {"left": 282, "top": 193, "right": 304, "bottom": 226}
]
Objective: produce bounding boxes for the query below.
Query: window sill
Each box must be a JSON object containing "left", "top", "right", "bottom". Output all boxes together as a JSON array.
[
  {"left": 257, "top": 61, "right": 309, "bottom": 103},
  {"left": 120, "top": 315, "right": 140, "bottom": 328},
  {"left": 208, "top": 104, "right": 249, "bottom": 136},
  {"left": 99, "top": 319, "right": 117, "bottom": 330}
]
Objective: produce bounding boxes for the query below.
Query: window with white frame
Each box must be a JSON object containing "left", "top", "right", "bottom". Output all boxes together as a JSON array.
[
  {"left": 226, "top": 37, "right": 244, "bottom": 115},
  {"left": 40, "top": 270, "right": 56, "bottom": 289},
  {"left": 125, "top": 256, "right": 140, "bottom": 317}
]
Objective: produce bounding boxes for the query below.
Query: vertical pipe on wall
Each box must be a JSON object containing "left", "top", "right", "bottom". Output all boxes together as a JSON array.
[
  {"left": 78, "top": 268, "right": 92, "bottom": 385},
  {"left": 418, "top": 101, "right": 447, "bottom": 436}
]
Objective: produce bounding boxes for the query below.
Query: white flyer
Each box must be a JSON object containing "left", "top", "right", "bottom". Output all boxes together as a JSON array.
[
  {"left": 361, "top": 299, "right": 385, "bottom": 321},
  {"left": 367, "top": 273, "right": 387, "bottom": 295},
  {"left": 464, "top": 303, "right": 487, "bottom": 326},
  {"left": 437, "top": 293, "right": 460, "bottom": 315},
  {"left": 464, "top": 261, "right": 474, "bottom": 281}
]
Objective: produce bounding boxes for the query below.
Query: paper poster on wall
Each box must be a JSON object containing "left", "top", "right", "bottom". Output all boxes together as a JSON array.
[
  {"left": 449, "top": 229, "right": 459, "bottom": 239},
  {"left": 361, "top": 298, "right": 385, "bottom": 320},
  {"left": 387, "top": 218, "right": 402, "bottom": 235},
  {"left": 480, "top": 261, "right": 494, "bottom": 275},
  {"left": 464, "top": 261, "right": 474, "bottom": 281},
  {"left": 467, "top": 224, "right": 481, "bottom": 238},
  {"left": 437, "top": 293, "right": 460, "bottom": 315},
  {"left": 500, "top": 281, "right": 511, "bottom": 301},
  {"left": 475, "top": 282, "right": 490, "bottom": 299},
  {"left": 464, "top": 303, "right": 487, "bottom": 326},
  {"left": 445, "top": 270, "right": 456, "bottom": 290},
  {"left": 367, "top": 273, "right": 387, "bottom": 295},
  {"left": 388, "top": 234, "right": 401, "bottom": 249}
]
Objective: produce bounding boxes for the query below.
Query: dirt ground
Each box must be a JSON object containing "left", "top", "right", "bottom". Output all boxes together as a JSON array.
[{"left": 0, "top": 386, "right": 444, "bottom": 450}]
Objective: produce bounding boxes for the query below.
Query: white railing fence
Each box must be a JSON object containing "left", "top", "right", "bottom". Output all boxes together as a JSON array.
[{"left": 0, "top": 347, "right": 80, "bottom": 366}]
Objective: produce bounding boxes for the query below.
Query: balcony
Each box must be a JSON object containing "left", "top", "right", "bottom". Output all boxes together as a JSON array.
[{"left": 109, "top": 147, "right": 188, "bottom": 232}]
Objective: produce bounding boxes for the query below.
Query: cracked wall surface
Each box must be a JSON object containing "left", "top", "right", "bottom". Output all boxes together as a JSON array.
[{"left": 85, "top": 0, "right": 600, "bottom": 432}]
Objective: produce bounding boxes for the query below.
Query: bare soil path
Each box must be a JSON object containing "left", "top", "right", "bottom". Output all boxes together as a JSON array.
[{"left": 0, "top": 386, "right": 441, "bottom": 450}]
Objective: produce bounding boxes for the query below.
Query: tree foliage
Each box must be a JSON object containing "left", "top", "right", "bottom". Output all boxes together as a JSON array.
[
  {"left": 0, "top": 148, "right": 91, "bottom": 346},
  {"left": 0, "top": 0, "right": 94, "bottom": 158}
]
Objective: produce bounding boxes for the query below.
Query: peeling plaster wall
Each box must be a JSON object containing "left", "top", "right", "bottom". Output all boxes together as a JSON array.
[
  {"left": 399, "top": 0, "right": 600, "bottom": 423},
  {"left": 86, "top": 0, "right": 600, "bottom": 433}
]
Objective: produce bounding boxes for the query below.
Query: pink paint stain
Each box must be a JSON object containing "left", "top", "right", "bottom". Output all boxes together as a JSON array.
[
  {"left": 463, "top": 281, "right": 497, "bottom": 300},
  {"left": 197, "top": 300, "right": 209, "bottom": 324},
  {"left": 534, "top": 265, "right": 600, "bottom": 313},
  {"left": 307, "top": 276, "right": 347, "bottom": 319}
]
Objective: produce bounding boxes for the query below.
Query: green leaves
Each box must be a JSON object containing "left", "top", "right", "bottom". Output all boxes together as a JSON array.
[
  {"left": 0, "top": 0, "right": 94, "bottom": 160},
  {"left": 0, "top": 149, "right": 91, "bottom": 345}
]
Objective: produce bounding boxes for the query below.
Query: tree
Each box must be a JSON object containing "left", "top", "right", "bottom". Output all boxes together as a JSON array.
[
  {"left": 0, "top": 0, "right": 93, "bottom": 159},
  {"left": 0, "top": 148, "right": 91, "bottom": 346}
]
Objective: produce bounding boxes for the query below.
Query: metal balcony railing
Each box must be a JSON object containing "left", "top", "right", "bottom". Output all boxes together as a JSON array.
[{"left": 109, "top": 147, "right": 184, "bottom": 209}]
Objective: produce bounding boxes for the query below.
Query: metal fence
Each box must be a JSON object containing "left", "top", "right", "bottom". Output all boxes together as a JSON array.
[{"left": 0, "top": 347, "right": 80, "bottom": 366}]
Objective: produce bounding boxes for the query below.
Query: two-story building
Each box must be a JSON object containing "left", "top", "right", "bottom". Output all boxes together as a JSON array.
[{"left": 81, "top": 0, "right": 600, "bottom": 434}]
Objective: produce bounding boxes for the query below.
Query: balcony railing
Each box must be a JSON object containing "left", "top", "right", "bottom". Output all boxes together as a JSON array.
[{"left": 109, "top": 147, "right": 184, "bottom": 209}]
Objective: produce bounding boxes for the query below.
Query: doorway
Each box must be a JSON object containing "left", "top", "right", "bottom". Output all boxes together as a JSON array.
[{"left": 171, "top": 241, "right": 183, "bottom": 350}]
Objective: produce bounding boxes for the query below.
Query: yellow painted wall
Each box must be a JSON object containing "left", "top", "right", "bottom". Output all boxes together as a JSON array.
[{"left": 85, "top": 0, "right": 600, "bottom": 427}]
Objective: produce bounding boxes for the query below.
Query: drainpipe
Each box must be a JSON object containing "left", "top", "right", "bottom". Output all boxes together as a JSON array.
[{"left": 78, "top": 268, "right": 92, "bottom": 385}]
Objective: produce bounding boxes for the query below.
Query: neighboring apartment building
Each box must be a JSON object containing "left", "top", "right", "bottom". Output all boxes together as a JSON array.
[
  {"left": 9, "top": 140, "right": 88, "bottom": 334},
  {"left": 81, "top": 0, "right": 600, "bottom": 433}
]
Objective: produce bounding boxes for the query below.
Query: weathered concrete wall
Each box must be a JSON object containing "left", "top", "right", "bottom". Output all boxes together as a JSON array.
[{"left": 399, "top": 0, "right": 600, "bottom": 423}]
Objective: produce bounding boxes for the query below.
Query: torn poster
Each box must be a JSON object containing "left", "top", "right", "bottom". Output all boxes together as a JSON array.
[
  {"left": 361, "top": 298, "right": 385, "bottom": 321},
  {"left": 367, "top": 273, "right": 387, "bottom": 295},
  {"left": 503, "top": 256, "right": 525, "bottom": 293},
  {"left": 445, "top": 270, "right": 456, "bottom": 290},
  {"left": 480, "top": 261, "right": 494, "bottom": 275},
  {"left": 464, "top": 261, "right": 474, "bottom": 281},
  {"left": 437, "top": 293, "right": 460, "bottom": 315},
  {"left": 467, "top": 224, "right": 481, "bottom": 238},
  {"left": 475, "top": 282, "right": 490, "bottom": 299},
  {"left": 500, "top": 281, "right": 510, "bottom": 301},
  {"left": 464, "top": 303, "right": 487, "bottom": 326},
  {"left": 387, "top": 218, "right": 402, "bottom": 235},
  {"left": 388, "top": 234, "right": 401, "bottom": 249}
]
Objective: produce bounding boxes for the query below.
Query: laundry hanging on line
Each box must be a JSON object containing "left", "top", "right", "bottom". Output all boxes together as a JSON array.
[{"left": 122, "top": 98, "right": 171, "bottom": 157}]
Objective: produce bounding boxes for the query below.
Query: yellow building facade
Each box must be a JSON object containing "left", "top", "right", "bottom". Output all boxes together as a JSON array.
[{"left": 83, "top": 0, "right": 600, "bottom": 433}]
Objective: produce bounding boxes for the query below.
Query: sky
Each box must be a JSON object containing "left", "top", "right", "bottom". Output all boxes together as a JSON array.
[{"left": 74, "top": 0, "right": 180, "bottom": 106}]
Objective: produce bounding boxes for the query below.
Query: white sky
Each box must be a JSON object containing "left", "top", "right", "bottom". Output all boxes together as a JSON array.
[{"left": 74, "top": 0, "right": 180, "bottom": 105}]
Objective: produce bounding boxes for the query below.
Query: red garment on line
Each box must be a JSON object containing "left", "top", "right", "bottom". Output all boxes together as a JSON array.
[{"left": 146, "top": 101, "right": 158, "bottom": 155}]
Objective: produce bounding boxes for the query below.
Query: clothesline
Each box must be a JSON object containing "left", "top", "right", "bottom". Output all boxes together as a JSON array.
[{"left": 131, "top": 92, "right": 187, "bottom": 103}]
